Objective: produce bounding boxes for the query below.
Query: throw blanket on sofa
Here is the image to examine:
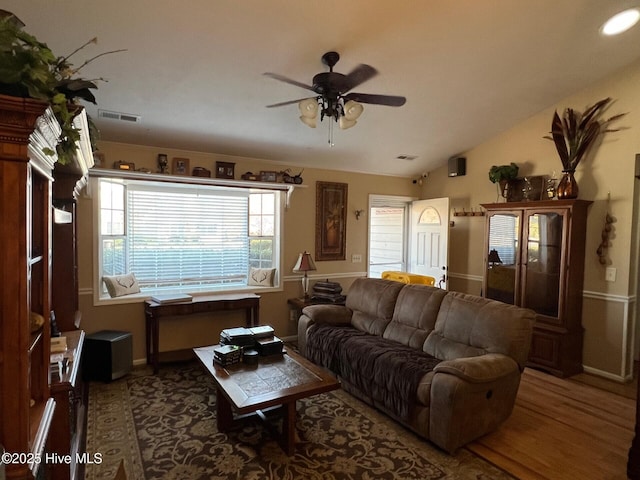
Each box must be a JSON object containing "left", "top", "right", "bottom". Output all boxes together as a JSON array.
[{"left": 306, "top": 324, "right": 441, "bottom": 420}]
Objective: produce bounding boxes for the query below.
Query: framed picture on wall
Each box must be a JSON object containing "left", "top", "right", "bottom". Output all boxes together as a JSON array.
[{"left": 315, "top": 181, "right": 348, "bottom": 261}]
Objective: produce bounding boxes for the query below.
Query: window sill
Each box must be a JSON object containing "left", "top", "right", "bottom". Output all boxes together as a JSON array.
[{"left": 93, "top": 284, "right": 283, "bottom": 306}]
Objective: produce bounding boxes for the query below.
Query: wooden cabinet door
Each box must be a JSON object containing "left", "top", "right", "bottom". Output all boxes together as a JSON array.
[{"left": 520, "top": 208, "right": 568, "bottom": 325}]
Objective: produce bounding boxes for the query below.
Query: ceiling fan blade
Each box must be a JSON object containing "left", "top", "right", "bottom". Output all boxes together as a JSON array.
[
  {"left": 344, "top": 92, "right": 406, "bottom": 107},
  {"left": 266, "top": 97, "right": 314, "bottom": 108},
  {"left": 263, "top": 72, "right": 315, "bottom": 92},
  {"left": 343, "top": 64, "right": 378, "bottom": 91}
]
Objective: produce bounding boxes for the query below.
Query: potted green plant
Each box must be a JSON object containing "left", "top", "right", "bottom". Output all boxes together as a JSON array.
[
  {"left": 488, "top": 163, "right": 519, "bottom": 201},
  {"left": 544, "top": 97, "right": 625, "bottom": 199},
  {"left": 0, "top": 14, "right": 123, "bottom": 164}
]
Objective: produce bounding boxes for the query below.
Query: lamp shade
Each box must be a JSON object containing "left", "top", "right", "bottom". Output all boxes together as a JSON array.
[
  {"left": 293, "top": 251, "right": 316, "bottom": 272},
  {"left": 488, "top": 249, "right": 502, "bottom": 264},
  {"left": 338, "top": 116, "right": 357, "bottom": 130},
  {"left": 343, "top": 100, "right": 363, "bottom": 121},
  {"left": 299, "top": 98, "right": 318, "bottom": 128}
]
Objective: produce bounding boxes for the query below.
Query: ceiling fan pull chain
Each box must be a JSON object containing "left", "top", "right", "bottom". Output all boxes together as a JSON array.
[{"left": 328, "top": 118, "right": 334, "bottom": 147}]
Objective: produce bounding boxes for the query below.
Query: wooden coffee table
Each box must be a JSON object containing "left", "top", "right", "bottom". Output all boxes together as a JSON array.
[{"left": 193, "top": 346, "right": 340, "bottom": 455}]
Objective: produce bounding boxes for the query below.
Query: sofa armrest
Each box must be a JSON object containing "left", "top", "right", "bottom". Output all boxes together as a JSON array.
[
  {"left": 429, "top": 353, "right": 522, "bottom": 453},
  {"left": 301, "top": 304, "right": 353, "bottom": 325},
  {"left": 433, "top": 353, "right": 519, "bottom": 383},
  {"left": 297, "top": 305, "right": 352, "bottom": 358}
]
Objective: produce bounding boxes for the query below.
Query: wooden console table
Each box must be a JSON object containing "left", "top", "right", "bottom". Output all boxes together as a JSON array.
[{"left": 145, "top": 293, "right": 260, "bottom": 373}]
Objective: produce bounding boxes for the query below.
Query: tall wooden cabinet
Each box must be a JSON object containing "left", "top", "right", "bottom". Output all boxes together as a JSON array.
[
  {"left": 0, "top": 94, "right": 92, "bottom": 479},
  {"left": 481, "top": 199, "right": 592, "bottom": 377},
  {"left": 0, "top": 95, "right": 58, "bottom": 478}
]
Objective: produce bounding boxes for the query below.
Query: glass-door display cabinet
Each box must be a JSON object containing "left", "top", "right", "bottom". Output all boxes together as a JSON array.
[{"left": 481, "top": 200, "right": 592, "bottom": 377}]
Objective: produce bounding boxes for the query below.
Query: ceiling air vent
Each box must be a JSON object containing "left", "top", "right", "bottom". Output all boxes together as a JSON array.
[
  {"left": 98, "top": 109, "right": 141, "bottom": 123},
  {"left": 396, "top": 154, "right": 417, "bottom": 161}
]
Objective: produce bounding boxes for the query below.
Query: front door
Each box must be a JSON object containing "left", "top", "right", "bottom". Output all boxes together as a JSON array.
[{"left": 409, "top": 198, "right": 450, "bottom": 289}]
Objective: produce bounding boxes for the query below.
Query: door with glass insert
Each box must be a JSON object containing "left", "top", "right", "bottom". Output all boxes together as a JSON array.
[{"left": 521, "top": 210, "right": 567, "bottom": 322}]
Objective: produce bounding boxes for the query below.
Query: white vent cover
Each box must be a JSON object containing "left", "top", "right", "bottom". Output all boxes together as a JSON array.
[
  {"left": 98, "top": 109, "right": 141, "bottom": 123},
  {"left": 396, "top": 154, "right": 417, "bottom": 161}
]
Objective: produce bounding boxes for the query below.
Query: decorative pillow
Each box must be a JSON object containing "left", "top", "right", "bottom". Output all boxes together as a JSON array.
[
  {"left": 248, "top": 267, "right": 276, "bottom": 287},
  {"left": 103, "top": 273, "right": 141, "bottom": 298}
]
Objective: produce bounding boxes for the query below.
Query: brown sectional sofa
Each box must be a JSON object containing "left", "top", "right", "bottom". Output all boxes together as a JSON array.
[{"left": 297, "top": 277, "right": 535, "bottom": 453}]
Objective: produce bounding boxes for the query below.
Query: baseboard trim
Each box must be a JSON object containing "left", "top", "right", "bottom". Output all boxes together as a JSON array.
[{"left": 582, "top": 365, "right": 632, "bottom": 383}]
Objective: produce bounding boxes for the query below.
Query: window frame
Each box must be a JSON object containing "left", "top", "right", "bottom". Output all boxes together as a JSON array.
[{"left": 91, "top": 174, "right": 286, "bottom": 305}]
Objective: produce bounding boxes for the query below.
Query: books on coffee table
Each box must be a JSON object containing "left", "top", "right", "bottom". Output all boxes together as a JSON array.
[{"left": 213, "top": 344, "right": 241, "bottom": 366}]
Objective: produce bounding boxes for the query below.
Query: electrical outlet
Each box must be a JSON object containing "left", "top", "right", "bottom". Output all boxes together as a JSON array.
[
  {"left": 351, "top": 254, "right": 362, "bottom": 263},
  {"left": 605, "top": 267, "right": 617, "bottom": 282}
]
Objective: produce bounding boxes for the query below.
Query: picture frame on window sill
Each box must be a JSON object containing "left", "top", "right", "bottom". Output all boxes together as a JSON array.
[
  {"left": 172, "top": 157, "right": 190, "bottom": 176},
  {"left": 216, "top": 161, "right": 235, "bottom": 179}
]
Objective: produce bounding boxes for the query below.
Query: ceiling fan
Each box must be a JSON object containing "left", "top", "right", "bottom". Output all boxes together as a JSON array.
[{"left": 263, "top": 51, "right": 406, "bottom": 134}]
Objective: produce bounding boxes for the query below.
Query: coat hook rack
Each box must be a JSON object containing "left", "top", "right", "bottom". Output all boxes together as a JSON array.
[{"left": 453, "top": 207, "right": 485, "bottom": 217}]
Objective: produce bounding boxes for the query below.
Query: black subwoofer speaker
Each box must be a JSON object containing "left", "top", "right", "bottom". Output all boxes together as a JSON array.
[
  {"left": 84, "top": 330, "right": 133, "bottom": 382},
  {"left": 448, "top": 156, "right": 466, "bottom": 177}
]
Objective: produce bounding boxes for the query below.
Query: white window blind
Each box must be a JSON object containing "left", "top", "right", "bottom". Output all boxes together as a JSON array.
[
  {"left": 368, "top": 195, "right": 412, "bottom": 278},
  {"left": 488, "top": 214, "right": 519, "bottom": 265},
  {"left": 127, "top": 183, "right": 249, "bottom": 289}
]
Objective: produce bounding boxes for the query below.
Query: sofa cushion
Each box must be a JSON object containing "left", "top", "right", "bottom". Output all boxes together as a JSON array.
[
  {"left": 347, "top": 278, "right": 404, "bottom": 335},
  {"left": 424, "top": 292, "right": 535, "bottom": 369},
  {"left": 383, "top": 285, "right": 447, "bottom": 349}
]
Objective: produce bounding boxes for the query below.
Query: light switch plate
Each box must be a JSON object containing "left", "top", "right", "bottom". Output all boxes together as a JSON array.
[{"left": 605, "top": 267, "right": 617, "bottom": 282}]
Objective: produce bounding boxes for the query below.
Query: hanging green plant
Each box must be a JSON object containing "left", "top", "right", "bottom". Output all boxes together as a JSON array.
[{"left": 0, "top": 15, "right": 124, "bottom": 164}]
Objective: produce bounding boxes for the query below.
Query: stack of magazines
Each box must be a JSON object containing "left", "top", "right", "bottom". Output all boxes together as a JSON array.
[{"left": 311, "top": 280, "right": 346, "bottom": 304}]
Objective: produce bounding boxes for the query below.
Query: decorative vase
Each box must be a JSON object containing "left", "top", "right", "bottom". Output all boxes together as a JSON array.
[
  {"left": 498, "top": 179, "right": 510, "bottom": 202},
  {"left": 556, "top": 170, "right": 578, "bottom": 199}
]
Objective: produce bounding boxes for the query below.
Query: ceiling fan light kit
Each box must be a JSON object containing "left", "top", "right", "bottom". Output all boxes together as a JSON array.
[{"left": 265, "top": 51, "right": 406, "bottom": 145}]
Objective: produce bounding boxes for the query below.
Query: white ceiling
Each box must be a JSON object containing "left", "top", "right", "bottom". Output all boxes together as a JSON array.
[{"left": 6, "top": 1, "right": 640, "bottom": 177}]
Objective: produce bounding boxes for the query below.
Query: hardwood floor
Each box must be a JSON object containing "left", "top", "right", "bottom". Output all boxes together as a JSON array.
[{"left": 468, "top": 368, "right": 636, "bottom": 479}]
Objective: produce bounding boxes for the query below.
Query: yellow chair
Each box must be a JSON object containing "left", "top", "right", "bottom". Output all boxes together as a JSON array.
[{"left": 381, "top": 271, "right": 436, "bottom": 286}]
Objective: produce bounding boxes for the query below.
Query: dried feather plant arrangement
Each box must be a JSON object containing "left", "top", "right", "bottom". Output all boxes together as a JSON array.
[{"left": 544, "top": 97, "right": 626, "bottom": 172}]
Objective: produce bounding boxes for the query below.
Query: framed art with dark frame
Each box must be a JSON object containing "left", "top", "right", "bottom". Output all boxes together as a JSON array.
[
  {"left": 172, "top": 157, "right": 190, "bottom": 175},
  {"left": 315, "top": 181, "right": 348, "bottom": 261},
  {"left": 216, "top": 161, "right": 235, "bottom": 179}
]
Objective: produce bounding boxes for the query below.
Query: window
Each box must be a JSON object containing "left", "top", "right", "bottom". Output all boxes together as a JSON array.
[
  {"left": 97, "top": 178, "right": 281, "bottom": 299},
  {"left": 368, "top": 195, "right": 413, "bottom": 278}
]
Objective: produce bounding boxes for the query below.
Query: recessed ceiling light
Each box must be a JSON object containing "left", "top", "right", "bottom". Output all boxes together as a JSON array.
[{"left": 601, "top": 8, "right": 640, "bottom": 36}]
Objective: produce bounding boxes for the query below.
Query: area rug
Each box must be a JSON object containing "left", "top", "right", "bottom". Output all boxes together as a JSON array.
[{"left": 85, "top": 361, "right": 513, "bottom": 480}]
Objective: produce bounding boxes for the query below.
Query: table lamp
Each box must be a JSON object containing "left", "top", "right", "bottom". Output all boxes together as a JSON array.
[
  {"left": 488, "top": 249, "right": 503, "bottom": 268},
  {"left": 293, "top": 251, "right": 316, "bottom": 299}
]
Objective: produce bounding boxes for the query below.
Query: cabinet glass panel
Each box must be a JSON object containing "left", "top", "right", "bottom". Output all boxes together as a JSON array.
[
  {"left": 486, "top": 213, "right": 519, "bottom": 304},
  {"left": 524, "top": 212, "right": 562, "bottom": 317}
]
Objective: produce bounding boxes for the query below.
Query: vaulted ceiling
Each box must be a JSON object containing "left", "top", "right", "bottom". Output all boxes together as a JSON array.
[{"left": 6, "top": 1, "right": 640, "bottom": 177}]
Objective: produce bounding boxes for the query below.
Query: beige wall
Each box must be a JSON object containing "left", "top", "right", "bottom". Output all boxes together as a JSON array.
[
  {"left": 77, "top": 143, "right": 420, "bottom": 362},
  {"left": 423, "top": 59, "right": 640, "bottom": 381}
]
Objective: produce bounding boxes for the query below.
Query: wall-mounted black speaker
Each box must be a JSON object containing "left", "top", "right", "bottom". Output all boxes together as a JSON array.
[{"left": 448, "top": 157, "right": 466, "bottom": 177}]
